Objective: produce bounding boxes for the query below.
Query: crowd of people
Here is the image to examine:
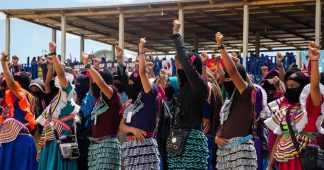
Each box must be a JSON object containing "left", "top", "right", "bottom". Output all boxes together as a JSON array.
[{"left": 0, "top": 19, "right": 323, "bottom": 170}]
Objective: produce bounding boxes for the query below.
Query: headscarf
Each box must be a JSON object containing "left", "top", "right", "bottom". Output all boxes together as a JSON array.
[{"left": 29, "top": 79, "right": 46, "bottom": 100}]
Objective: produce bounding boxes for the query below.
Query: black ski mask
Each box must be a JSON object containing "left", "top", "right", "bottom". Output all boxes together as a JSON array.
[
  {"left": 284, "top": 71, "right": 309, "bottom": 104},
  {"left": 75, "top": 74, "right": 90, "bottom": 101},
  {"left": 91, "top": 69, "right": 114, "bottom": 98},
  {"left": 126, "top": 70, "right": 143, "bottom": 102},
  {"left": 224, "top": 63, "right": 247, "bottom": 97}
]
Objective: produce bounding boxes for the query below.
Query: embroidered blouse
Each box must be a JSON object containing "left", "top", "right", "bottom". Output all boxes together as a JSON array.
[
  {"left": 265, "top": 84, "right": 324, "bottom": 162},
  {"left": 37, "top": 83, "right": 80, "bottom": 147}
]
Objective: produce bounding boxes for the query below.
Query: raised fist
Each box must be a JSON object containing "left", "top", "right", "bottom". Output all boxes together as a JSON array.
[
  {"left": 215, "top": 32, "right": 224, "bottom": 47},
  {"left": 49, "top": 42, "right": 57, "bottom": 53}
]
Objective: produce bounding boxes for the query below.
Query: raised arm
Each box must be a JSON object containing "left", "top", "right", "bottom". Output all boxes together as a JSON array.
[
  {"left": 172, "top": 20, "right": 205, "bottom": 90},
  {"left": 82, "top": 53, "right": 113, "bottom": 99},
  {"left": 201, "top": 52, "right": 208, "bottom": 78},
  {"left": 47, "top": 42, "right": 69, "bottom": 89},
  {"left": 160, "top": 69, "right": 167, "bottom": 89},
  {"left": 147, "top": 62, "right": 155, "bottom": 79},
  {"left": 277, "top": 53, "right": 285, "bottom": 82},
  {"left": 138, "top": 38, "right": 152, "bottom": 93},
  {"left": 0, "top": 52, "right": 22, "bottom": 99},
  {"left": 308, "top": 41, "right": 322, "bottom": 107},
  {"left": 215, "top": 32, "right": 246, "bottom": 94},
  {"left": 116, "top": 45, "right": 128, "bottom": 92},
  {"left": 214, "top": 56, "right": 225, "bottom": 85},
  {"left": 45, "top": 59, "right": 54, "bottom": 94}
]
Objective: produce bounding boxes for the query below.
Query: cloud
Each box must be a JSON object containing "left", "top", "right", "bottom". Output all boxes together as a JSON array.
[{"left": 0, "top": 12, "right": 6, "bottom": 20}]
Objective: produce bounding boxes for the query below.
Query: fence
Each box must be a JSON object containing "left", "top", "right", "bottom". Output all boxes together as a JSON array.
[
  {"left": 243, "top": 53, "right": 295, "bottom": 83},
  {"left": 20, "top": 54, "right": 296, "bottom": 83}
]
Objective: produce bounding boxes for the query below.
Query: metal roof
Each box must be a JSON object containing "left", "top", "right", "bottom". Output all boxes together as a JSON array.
[{"left": 1, "top": 0, "right": 323, "bottom": 55}]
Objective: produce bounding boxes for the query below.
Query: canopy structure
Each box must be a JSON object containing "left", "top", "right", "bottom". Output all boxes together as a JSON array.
[{"left": 1, "top": 0, "right": 323, "bottom": 63}]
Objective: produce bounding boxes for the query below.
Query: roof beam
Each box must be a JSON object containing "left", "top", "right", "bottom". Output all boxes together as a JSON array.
[
  {"left": 78, "top": 16, "right": 171, "bottom": 53},
  {"left": 265, "top": 8, "right": 313, "bottom": 28},
  {"left": 4, "top": 0, "right": 313, "bottom": 19},
  {"left": 49, "top": 17, "right": 166, "bottom": 53}
]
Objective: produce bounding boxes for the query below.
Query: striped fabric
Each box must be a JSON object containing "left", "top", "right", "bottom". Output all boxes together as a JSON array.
[
  {"left": 0, "top": 118, "right": 28, "bottom": 144},
  {"left": 38, "top": 91, "right": 76, "bottom": 147},
  {"left": 269, "top": 106, "right": 311, "bottom": 162}
]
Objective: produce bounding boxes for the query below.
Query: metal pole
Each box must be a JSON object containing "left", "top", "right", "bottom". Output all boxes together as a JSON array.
[
  {"left": 119, "top": 12, "right": 125, "bottom": 48},
  {"left": 315, "top": 0, "right": 321, "bottom": 45},
  {"left": 178, "top": 7, "right": 184, "bottom": 38},
  {"left": 255, "top": 33, "right": 260, "bottom": 57},
  {"left": 243, "top": 4, "right": 249, "bottom": 68},
  {"left": 80, "top": 35, "right": 84, "bottom": 62},
  {"left": 111, "top": 45, "right": 116, "bottom": 61},
  {"left": 5, "top": 16, "right": 10, "bottom": 59},
  {"left": 52, "top": 28, "right": 57, "bottom": 43},
  {"left": 61, "top": 16, "right": 66, "bottom": 62}
]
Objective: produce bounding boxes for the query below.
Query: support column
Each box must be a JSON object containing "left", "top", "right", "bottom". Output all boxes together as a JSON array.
[
  {"left": 255, "top": 33, "right": 260, "bottom": 57},
  {"left": 119, "top": 12, "right": 125, "bottom": 48},
  {"left": 194, "top": 35, "right": 199, "bottom": 53},
  {"left": 243, "top": 4, "right": 249, "bottom": 68},
  {"left": 61, "top": 16, "right": 66, "bottom": 63},
  {"left": 111, "top": 45, "right": 116, "bottom": 61},
  {"left": 52, "top": 29, "right": 57, "bottom": 43},
  {"left": 5, "top": 16, "right": 10, "bottom": 58},
  {"left": 178, "top": 7, "right": 184, "bottom": 38},
  {"left": 315, "top": 0, "right": 321, "bottom": 45},
  {"left": 80, "top": 35, "right": 84, "bottom": 62}
]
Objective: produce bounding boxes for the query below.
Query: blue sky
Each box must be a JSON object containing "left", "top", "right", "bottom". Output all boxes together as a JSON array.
[{"left": 0, "top": 0, "right": 169, "bottom": 64}]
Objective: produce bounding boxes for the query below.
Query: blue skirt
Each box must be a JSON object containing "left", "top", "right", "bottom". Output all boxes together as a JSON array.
[
  {"left": 0, "top": 135, "right": 38, "bottom": 170},
  {"left": 38, "top": 140, "right": 77, "bottom": 170}
]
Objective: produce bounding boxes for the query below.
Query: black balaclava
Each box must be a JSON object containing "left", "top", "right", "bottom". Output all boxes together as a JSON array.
[
  {"left": 126, "top": 70, "right": 143, "bottom": 102},
  {"left": 13, "top": 71, "right": 31, "bottom": 91},
  {"left": 262, "top": 70, "right": 280, "bottom": 102},
  {"left": 113, "top": 73, "right": 125, "bottom": 93},
  {"left": 176, "top": 52, "right": 202, "bottom": 87},
  {"left": 224, "top": 63, "right": 247, "bottom": 97},
  {"left": 92, "top": 69, "right": 113, "bottom": 98},
  {"left": 284, "top": 71, "right": 309, "bottom": 104},
  {"left": 75, "top": 74, "right": 90, "bottom": 101}
]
